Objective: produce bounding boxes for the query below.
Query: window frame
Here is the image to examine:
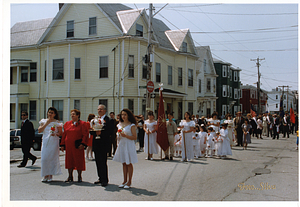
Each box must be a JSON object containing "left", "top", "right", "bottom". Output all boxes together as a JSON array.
[
  {"left": 74, "top": 99, "right": 80, "bottom": 111},
  {"left": 21, "top": 66, "right": 28, "bottom": 82},
  {"left": 66, "top": 20, "right": 74, "bottom": 38},
  {"left": 128, "top": 55, "right": 134, "bottom": 78},
  {"left": 156, "top": 63, "right": 161, "bottom": 83},
  {"left": 182, "top": 42, "right": 187, "bottom": 53},
  {"left": 89, "top": 17, "right": 97, "bottom": 36},
  {"left": 178, "top": 67, "right": 183, "bottom": 86},
  {"left": 207, "top": 78, "right": 211, "bottom": 92},
  {"left": 222, "top": 65, "right": 227, "bottom": 77},
  {"left": 223, "top": 85, "right": 227, "bottom": 97},
  {"left": 29, "top": 100, "right": 36, "bottom": 120},
  {"left": 30, "top": 63, "right": 37, "bottom": 82},
  {"left": 52, "top": 59, "right": 64, "bottom": 80},
  {"left": 99, "top": 56, "right": 109, "bottom": 79},
  {"left": 188, "top": 69, "right": 193, "bottom": 87},
  {"left": 52, "top": 100, "right": 64, "bottom": 121},
  {"left": 136, "top": 24, "right": 143, "bottom": 37},
  {"left": 75, "top": 58, "right": 81, "bottom": 80},
  {"left": 128, "top": 99, "right": 134, "bottom": 114},
  {"left": 168, "top": 65, "right": 172, "bottom": 85}
]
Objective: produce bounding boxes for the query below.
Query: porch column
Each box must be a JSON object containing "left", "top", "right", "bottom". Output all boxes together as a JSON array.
[{"left": 16, "top": 66, "right": 19, "bottom": 84}]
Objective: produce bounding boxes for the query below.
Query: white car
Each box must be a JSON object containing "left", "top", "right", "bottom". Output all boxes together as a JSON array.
[{"left": 10, "top": 129, "right": 21, "bottom": 148}]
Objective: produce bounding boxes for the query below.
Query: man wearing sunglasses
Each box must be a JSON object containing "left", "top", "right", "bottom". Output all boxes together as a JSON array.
[{"left": 18, "top": 111, "right": 37, "bottom": 168}]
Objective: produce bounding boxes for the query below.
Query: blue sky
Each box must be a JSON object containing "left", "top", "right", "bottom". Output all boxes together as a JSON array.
[{"left": 9, "top": 3, "right": 298, "bottom": 92}]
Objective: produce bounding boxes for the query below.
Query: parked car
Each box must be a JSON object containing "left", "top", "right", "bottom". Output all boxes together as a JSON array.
[
  {"left": 33, "top": 129, "right": 43, "bottom": 151},
  {"left": 10, "top": 129, "right": 21, "bottom": 149}
]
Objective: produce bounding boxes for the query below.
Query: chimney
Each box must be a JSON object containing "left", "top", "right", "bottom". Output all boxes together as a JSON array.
[{"left": 59, "top": 3, "right": 64, "bottom": 10}]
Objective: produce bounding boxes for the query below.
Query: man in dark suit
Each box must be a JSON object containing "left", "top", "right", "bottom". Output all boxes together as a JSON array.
[
  {"left": 90, "top": 104, "right": 114, "bottom": 186},
  {"left": 233, "top": 112, "right": 244, "bottom": 146},
  {"left": 282, "top": 112, "right": 290, "bottom": 138},
  {"left": 18, "top": 111, "right": 37, "bottom": 167},
  {"left": 108, "top": 112, "right": 118, "bottom": 157},
  {"left": 272, "top": 114, "right": 280, "bottom": 139}
]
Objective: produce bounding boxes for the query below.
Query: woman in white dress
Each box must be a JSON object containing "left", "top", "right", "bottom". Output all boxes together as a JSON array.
[
  {"left": 208, "top": 112, "right": 220, "bottom": 133},
  {"left": 179, "top": 112, "right": 196, "bottom": 162},
  {"left": 143, "top": 111, "right": 158, "bottom": 160},
  {"left": 224, "top": 114, "right": 234, "bottom": 148},
  {"left": 38, "top": 107, "right": 63, "bottom": 182},
  {"left": 217, "top": 123, "right": 232, "bottom": 158},
  {"left": 113, "top": 109, "right": 138, "bottom": 189}
]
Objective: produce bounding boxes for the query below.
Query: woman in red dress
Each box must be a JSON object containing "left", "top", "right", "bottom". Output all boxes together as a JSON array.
[
  {"left": 86, "top": 114, "right": 95, "bottom": 160},
  {"left": 60, "top": 109, "right": 88, "bottom": 182}
]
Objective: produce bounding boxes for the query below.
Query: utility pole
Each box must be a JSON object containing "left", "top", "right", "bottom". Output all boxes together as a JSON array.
[
  {"left": 146, "top": 3, "right": 153, "bottom": 112},
  {"left": 278, "top": 85, "right": 290, "bottom": 111},
  {"left": 251, "top": 57, "right": 264, "bottom": 115}
]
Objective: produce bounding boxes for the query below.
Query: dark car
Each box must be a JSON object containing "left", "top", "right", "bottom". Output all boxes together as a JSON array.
[{"left": 33, "top": 129, "right": 43, "bottom": 151}]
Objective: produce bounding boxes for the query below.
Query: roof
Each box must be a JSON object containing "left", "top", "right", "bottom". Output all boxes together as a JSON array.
[{"left": 11, "top": 18, "right": 53, "bottom": 47}]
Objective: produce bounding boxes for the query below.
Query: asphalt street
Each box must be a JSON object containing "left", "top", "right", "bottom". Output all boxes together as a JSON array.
[{"left": 7, "top": 133, "right": 299, "bottom": 204}]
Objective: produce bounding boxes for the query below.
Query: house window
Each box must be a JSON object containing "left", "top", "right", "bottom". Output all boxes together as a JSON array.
[
  {"left": 10, "top": 104, "right": 14, "bottom": 121},
  {"left": 207, "top": 78, "right": 211, "bottom": 92},
  {"left": 234, "top": 71, "right": 237, "bottom": 82},
  {"left": 188, "top": 69, "right": 193, "bottom": 87},
  {"left": 136, "top": 24, "right": 143, "bottom": 37},
  {"left": 128, "top": 55, "right": 134, "bottom": 78},
  {"left": 234, "top": 89, "right": 238, "bottom": 99},
  {"left": 67, "top": 20, "right": 74, "bottom": 38},
  {"left": 230, "top": 70, "right": 232, "bottom": 81},
  {"left": 213, "top": 79, "right": 216, "bottom": 93},
  {"left": 20, "top": 104, "right": 28, "bottom": 119},
  {"left": 276, "top": 104, "right": 278, "bottom": 108},
  {"left": 168, "top": 66, "right": 172, "bottom": 85},
  {"left": 53, "top": 59, "right": 64, "bottom": 80},
  {"left": 52, "top": 100, "right": 63, "bottom": 120},
  {"left": 75, "top": 58, "right": 81, "bottom": 79},
  {"left": 230, "top": 87, "right": 232, "bottom": 98},
  {"left": 223, "top": 85, "right": 227, "bottom": 97},
  {"left": 142, "top": 57, "right": 147, "bottom": 79},
  {"left": 29, "top": 100, "right": 36, "bottom": 120},
  {"left": 182, "top": 42, "right": 187, "bottom": 52},
  {"left": 203, "top": 59, "right": 207, "bottom": 73},
  {"left": 178, "top": 67, "right": 182, "bottom": 86},
  {"left": 156, "top": 63, "right": 161, "bottom": 83},
  {"left": 222, "top": 65, "right": 227, "bottom": 77},
  {"left": 99, "top": 99, "right": 108, "bottom": 114},
  {"left": 228, "top": 67, "right": 230, "bottom": 78},
  {"left": 30, "top": 63, "right": 37, "bottom": 82},
  {"left": 44, "top": 60, "right": 47, "bottom": 81},
  {"left": 222, "top": 105, "right": 227, "bottom": 116},
  {"left": 276, "top": 95, "right": 278, "bottom": 99},
  {"left": 188, "top": 102, "right": 193, "bottom": 116},
  {"left": 89, "top": 17, "right": 97, "bottom": 35},
  {"left": 128, "top": 99, "right": 134, "bottom": 114},
  {"left": 234, "top": 106, "right": 237, "bottom": 115},
  {"left": 227, "top": 85, "right": 230, "bottom": 97},
  {"left": 44, "top": 100, "right": 47, "bottom": 118},
  {"left": 198, "top": 79, "right": 201, "bottom": 93},
  {"left": 240, "top": 104, "right": 243, "bottom": 113},
  {"left": 74, "top": 100, "right": 80, "bottom": 110},
  {"left": 237, "top": 89, "right": 240, "bottom": 99},
  {"left": 99, "top": 56, "right": 108, "bottom": 78},
  {"left": 21, "top": 67, "right": 28, "bottom": 82}
]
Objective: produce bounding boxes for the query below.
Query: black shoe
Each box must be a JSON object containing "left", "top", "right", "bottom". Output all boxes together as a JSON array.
[
  {"left": 169, "top": 157, "right": 173, "bottom": 160},
  {"left": 32, "top": 157, "right": 37, "bottom": 165},
  {"left": 17, "top": 164, "right": 25, "bottom": 168},
  {"left": 94, "top": 180, "right": 102, "bottom": 184},
  {"left": 65, "top": 177, "right": 73, "bottom": 182},
  {"left": 164, "top": 156, "right": 169, "bottom": 160},
  {"left": 101, "top": 182, "right": 108, "bottom": 187},
  {"left": 78, "top": 177, "right": 82, "bottom": 183}
]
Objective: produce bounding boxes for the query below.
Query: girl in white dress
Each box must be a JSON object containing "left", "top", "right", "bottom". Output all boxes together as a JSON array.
[
  {"left": 143, "top": 111, "right": 158, "bottom": 160},
  {"left": 38, "top": 107, "right": 63, "bottom": 182},
  {"left": 113, "top": 109, "right": 138, "bottom": 189},
  {"left": 206, "top": 127, "right": 216, "bottom": 157},
  {"left": 192, "top": 129, "right": 200, "bottom": 158},
  {"left": 217, "top": 123, "right": 232, "bottom": 158},
  {"left": 199, "top": 125, "right": 208, "bottom": 157},
  {"left": 224, "top": 114, "right": 234, "bottom": 148},
  {"left": 174, "top": 134, "right": 182, "bottom": 157},
  {"left": 208, "top": 112, "right": 220, "bottom": 133},
  {"left": 179, "top": 112, "right": 195, "bottom": 162}
]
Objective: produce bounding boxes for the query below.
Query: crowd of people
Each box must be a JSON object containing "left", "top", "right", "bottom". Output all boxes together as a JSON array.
[{"left": 18, "top": 105, "right": 298, "bottom": 189}]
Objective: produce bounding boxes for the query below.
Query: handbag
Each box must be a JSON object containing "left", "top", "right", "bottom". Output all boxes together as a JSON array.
[{"left": 75, "top": 139, "right": 86, "bottom": 149}]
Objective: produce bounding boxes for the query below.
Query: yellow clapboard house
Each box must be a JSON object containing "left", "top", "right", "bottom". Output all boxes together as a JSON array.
[{"left": 10, "top": 3, "right": 201, "bottom": 128}]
